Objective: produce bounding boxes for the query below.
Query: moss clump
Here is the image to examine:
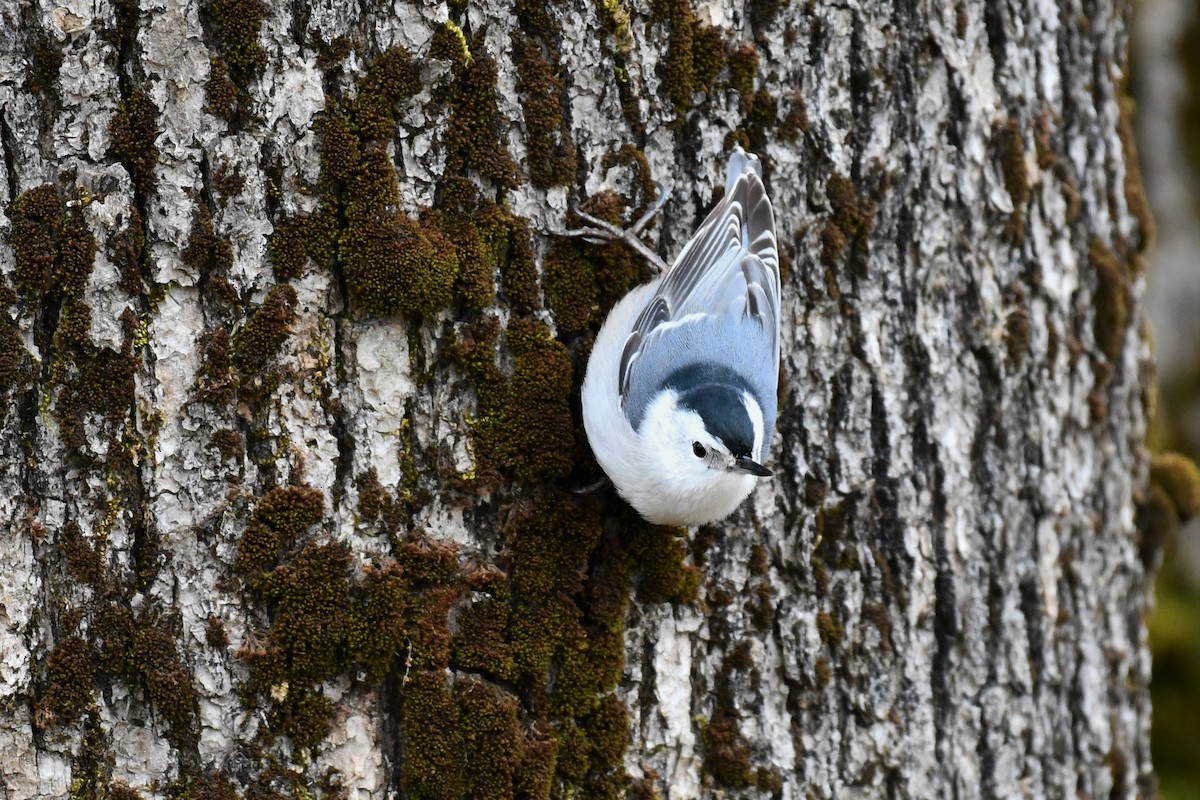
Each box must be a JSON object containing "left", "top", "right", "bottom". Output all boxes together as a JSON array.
[
  {"left": 456, "top": 679, "right": 523, "bottom": 800},
  {"left": 181, "top": 202, "right": 234, "bottom": 278},
  {"left": 441, "top": 39, "right": 520, "bottom": 188},
  {"left": 438, "top": 195, "right": 512, "bottom": 309},
  {"left": 995, "top": 120, "right": 1030, "bottom": 208},
  {"left": 60, "top": 521, "right": 102, "bottom": 586},
  {"left": 353, "top": 48, "right": 422, "bottom": 142},
  {"left": 620, "top": 511, "right": 699, "bottom": 605},
  {"left": 543, "top": 241, "right": 598, "bottom": 334},
  {"left": 816, "top": 610, "right": 843, "bottom": 648},
  {"left": 703, "top": 719, "right": 753, "bottom": 787},
  {"left": 233, "top": 284, "right": 297, "bottom": 373},
  {"left": 1088, "top": 238, "right": 1131, "bottom": 363},
  {"left": 727, "top": 41, "right": 759, "bottom": 99},
  {"left": 268, "top": 217, "right": 307, "bottom": 280},
  {"left": 820, "top": 173, "right": 875, "bottom": 267},
  {"left": 8, "top": 184, "right": 96, "bottom": 305},
  {"left": 211, "top": 0, "right": 266, "bottom": 81},
  {"left": 24, "top": 29, "right": 63, "bottom": 98},
  {"left": 691, "top": 25, "right": 728, "bottom": 94},
  {"left": 656, "top": 0, "right": 698, "bottom": 120},
  {"left": 401, "top": 671, "right": 465, "bottom": 799},
  {"left": 511, "top": 33, "right": 577, "bottom": 188},
  {"left": 129, "top": 624, "right": 198, "bottom": 744},
  {"left": 342, "top": 211, "right": 459, "bottom": 318},
  {"left": 235, "top": 485, "right": 325, "bottom": 575},
  {"left": 204, "top": 59, "right": 238, "bottom": 122},
  {"left": 1116, "top": 95, "right": 1155, "bottom": 252},
  {"left": 500, "top": 217, "right": 540, "bottom": 315},
  {"left": 316, "top": 112, "right": 361, "bottom": 189},
  {"left": 241, "top": 542, "right": 352, "bottom": 750},
  {"left": 780, "top": 90, "right": 811, "bottom": 141},
  {"left": 340, "top": 148, "right": 459, "bottom": 318},
  {"left": 109, "top": 90, "right": 160, "bottom": 195},
  {"left": 0, "top": 321, "right": 25, "bottom": 410},
  {"left": 429, "top": 20, "right": 470, "bottom": 66},
  {"left": 37, "top": 636, "right": 94, "bottom": 727},
  {"left": 469, "top": 319, "right": 576, "bottom": 481}
]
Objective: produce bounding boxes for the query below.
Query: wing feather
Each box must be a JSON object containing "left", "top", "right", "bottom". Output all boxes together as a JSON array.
[{"left": 618, "top": 147, "right": 780, "bottom": 404}]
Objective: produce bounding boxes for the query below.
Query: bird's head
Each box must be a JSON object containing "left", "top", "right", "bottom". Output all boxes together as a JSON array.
[{"left": 640, "top": 381, "right": 772, "bottom": 484}]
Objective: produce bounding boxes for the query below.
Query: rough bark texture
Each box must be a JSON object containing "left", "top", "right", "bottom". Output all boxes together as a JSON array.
[{"left": 0, "top": 0, "right": 1159, "bottom": 798}]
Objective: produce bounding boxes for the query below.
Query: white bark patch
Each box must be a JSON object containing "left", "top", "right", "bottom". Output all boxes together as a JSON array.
[{"left": 354, "top": 321, "right": 415, "bottom": 487}]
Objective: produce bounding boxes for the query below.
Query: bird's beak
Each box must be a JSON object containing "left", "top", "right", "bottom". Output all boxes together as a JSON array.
[{"left": 734, "top": 455, "right": 772, "bottom": 477}]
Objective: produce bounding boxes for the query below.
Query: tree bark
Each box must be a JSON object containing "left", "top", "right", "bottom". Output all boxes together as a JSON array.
[{"left": 0, "top": 0, "right": 1159, "bottom": 798}]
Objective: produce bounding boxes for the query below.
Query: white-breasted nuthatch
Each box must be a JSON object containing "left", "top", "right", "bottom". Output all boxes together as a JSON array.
[{"left": 579, "top": 147, "right": 780, "bottom": 525}]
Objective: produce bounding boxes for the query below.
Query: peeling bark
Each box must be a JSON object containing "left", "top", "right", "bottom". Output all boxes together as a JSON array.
[{"left": 0, "top": 0, "right": 1156, "bottom": 798}]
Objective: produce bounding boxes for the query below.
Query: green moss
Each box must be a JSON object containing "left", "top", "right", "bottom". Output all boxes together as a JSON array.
[
  {"left": 702, "top": 719, "right": 753, "bottom": 787},
  {"left": 342, "top": 210, "right": 459, "bottom": 318},
  {"left": 597, "top": 0, "right": 634, "bottom": 55},
  {"left": 37, "top": 636, "right": 94, "bottom": 727},
  {"left": 456, "top": 679, "right": 523, "bottom": 800},
  {"left": 353, "top": 48, "right": 421, "bottom": 142},
  {"left": 1088, "top": 238, "right": 1130, "bottom": 364},
  {"left": 60, "top": 521, "right": 102, "bottom": 586},
  {"left": 727, "top": 41, "right": 759, "bottom": 98},
  {"left": 338, "top": 147, "right": 459, "bottom": 318},
  {"left": 182, "top": 201, "right": 234, "bottom": 277},
  {"left": 621, "top": 514, "right": 698, "bottom": 604},
  {"left": 316, "top": 112, "right": 361, "bottom": 189},
  {"left": 233, "top": 284, "right": 297, "bottom": 373},
  {"left": 25, "top": 29, "right": 62, "bottom": 98},
  {"left": 543, "top": 241, "right": 598, "bottom": 334},
  {"left": 194, "top": 328, "right": 236, "bottom": 405},
  {"left": 129, "top": 623, "right": 198, "bottom": 745},
  {"left": 657, "top": 0, "right": 697, "bottom": 120},
  {"left": 0, "top": 322, "right": 25, "bottom": 411},
  {"left": 469, "top": 319, "right": 575, "bottom": 481},
  {"left": 995, "top": 120, "right": 1030, "bottom": 208},
  {"left": 515, "top": 727, "right": 558, "bottom": 800},
  {"left": 816, "top": 610, "right": 842, "bottom": 648},
  {"left": 499, "top": 217, "right": 540, "bottom": 315},
  {"left": 452, "top": 595, "right": 516, "bottom": 680},
  {"left": 820, "top": 172, "right": 875, "bottom": 268},
  {"left": 780, "top": 90, "right": 810, "bottom": 141},
  {"left": 212, "top": 0, "right": 266, "bottom": 80},
  {"left": 402, "top": 671, "right": 465, "bottom": 799},
  {"left": 9, "top": 184, "right": 97, "bottom": 305},
  {"left": 441, "top": 40, "right": 520, "bottom": 188},
  {"left": 511, "top": 33, "right": 577, "bottom": 188},
  {"left": 429, "top": 20, "right": 470, "bottom": 66},
  {"left": 169, "top": 770, "right": 240, "bottom": 800},
  {"left": 109, "top": 90, "right": 160, "bottom": 195},
  {"left": 564, "top": 191, "right": 648, "bottom": 311},
  {"left": 1117, "top": 95, "right": 1155, "bottom": 252},
  {"left": 267, "top": 217, "right": 308, "bottom": 280},
  {"left": 235, "top": 485, "right": 325, "bottom": 575},
  {"left": 107, "top": 783, "right": 143, "bottom": 800},
  {"left": 1151, "top": 452, "right": 1200, "bottom": 520},
  {"left": 204, "top": 59, "right": 238, "bottom": 122},
  {"left": 691, "top": 25, "right": 727, "bottom": 94}
]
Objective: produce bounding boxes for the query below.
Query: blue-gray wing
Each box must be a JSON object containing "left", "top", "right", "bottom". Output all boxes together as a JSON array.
[{"left": 618, "top": 147, "right": 781, "bottom": 407}]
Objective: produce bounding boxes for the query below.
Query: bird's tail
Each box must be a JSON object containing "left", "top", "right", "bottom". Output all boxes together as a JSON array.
[{"left": 725, "top": 145, "right": 762, "bottom": 195}]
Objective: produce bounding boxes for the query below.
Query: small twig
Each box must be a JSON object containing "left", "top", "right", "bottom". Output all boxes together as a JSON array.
[{"left": 561, "top": 206, "right": 671, "bottom": 274}]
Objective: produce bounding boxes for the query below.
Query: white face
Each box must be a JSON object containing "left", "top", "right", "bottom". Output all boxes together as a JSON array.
[{"left": 638, "top": 390, "right": 765, "bottom": 481}]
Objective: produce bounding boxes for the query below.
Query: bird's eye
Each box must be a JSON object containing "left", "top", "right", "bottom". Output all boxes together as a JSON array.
[{"left": 692, "top": 442, "right": 707, "bottom": 458}]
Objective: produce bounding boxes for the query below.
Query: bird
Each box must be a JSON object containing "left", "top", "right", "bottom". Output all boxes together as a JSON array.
[{"left": 576, "top": 147, "right": 781, "bottom": 526}]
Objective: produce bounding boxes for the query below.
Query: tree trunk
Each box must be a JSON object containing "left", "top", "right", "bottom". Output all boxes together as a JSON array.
[{"left": 0, "top": 0, "right": 1160, "bottom": 798}]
